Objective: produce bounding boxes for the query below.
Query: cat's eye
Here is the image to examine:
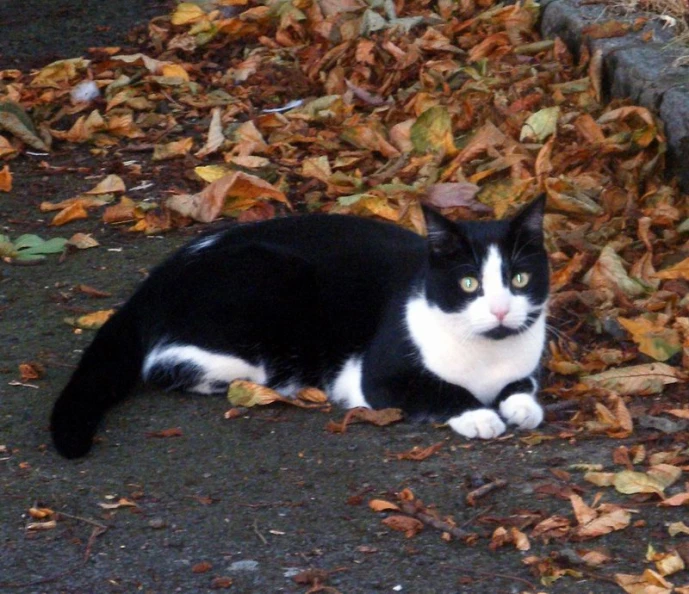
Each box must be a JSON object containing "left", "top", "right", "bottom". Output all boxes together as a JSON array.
[
  {"left": 460, "top": 276, "right": 480, "bottom": 293},
  {"left": 512, "top": 272, "right": 530, "bottom": 289}
]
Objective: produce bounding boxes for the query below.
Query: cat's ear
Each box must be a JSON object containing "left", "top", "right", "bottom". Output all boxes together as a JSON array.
[
  {"left": 422, "top": 205, "right": 462, "bottom": 256},
  {"left": 510, "top": 194, "right": 546, "bottom": 238}
]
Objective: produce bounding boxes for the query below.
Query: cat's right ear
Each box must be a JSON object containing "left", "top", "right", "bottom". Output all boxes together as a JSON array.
[{"left": 422, "top": 205, "right": 461, "bottom": 256}]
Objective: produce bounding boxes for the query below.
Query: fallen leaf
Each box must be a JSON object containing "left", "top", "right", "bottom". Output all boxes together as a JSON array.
[
  {"left": 381, "top": 514, "right": 424, "bottom": 538},
  {"left": 369, "top": 499, "right": 401, "bottom": 512},
  {"left": 0, "top": 164, "right": 12, "bottom": 191},
  {"left": 84, "top": 174, "right": 126, "bottom": 195},
  {"left": 65, "top": 309, "right": 116, "bottom": 330},
  {"left": 146, "top": 427, "right": 184, "bottom": 438},
  {"left": 325, "top": 407, "right": 404, "bottom": 433}
]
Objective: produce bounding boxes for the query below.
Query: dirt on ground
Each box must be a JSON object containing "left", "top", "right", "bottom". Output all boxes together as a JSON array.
[{"left": 1, "top": 2, "right": 689, "bottom": 594}]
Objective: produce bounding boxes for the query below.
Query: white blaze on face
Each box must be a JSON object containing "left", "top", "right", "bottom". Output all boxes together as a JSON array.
[
  {"left": 480, "top": 245, "right": 511, "bottom": 322},
  {"left": 464, "top": 244, "right": 531, "bottom": 333}
]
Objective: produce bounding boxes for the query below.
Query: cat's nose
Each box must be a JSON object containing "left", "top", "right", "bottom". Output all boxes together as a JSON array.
[{"left": 491, "top": 306, "right": 509, "bottom": 322}]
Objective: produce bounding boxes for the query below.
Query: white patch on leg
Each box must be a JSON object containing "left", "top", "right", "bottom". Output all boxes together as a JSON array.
[
  {"left": 448, "top": 408, "right": 506, "bottom": 439},
  {"left": 143, "top": 343, "right": 267, "bottom": 394},
  {"left": 329, "top": 356, "right": 369, "bottom": 409},
  {"left": 499, "top": 393, "right": 543, "bottom": 429}
]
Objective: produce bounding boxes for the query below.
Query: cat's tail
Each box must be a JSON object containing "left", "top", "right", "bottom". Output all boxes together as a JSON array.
[{"left": 50, "top": 306, "right": 144, "bottom": 458}]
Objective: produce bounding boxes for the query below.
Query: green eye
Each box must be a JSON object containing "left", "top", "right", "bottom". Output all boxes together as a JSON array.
[
  {"left": 512, "top": 272, "right": 530, "bottom": 288},
  {"left": 460, "top": 276, "right": 480, "bottom": 293}
]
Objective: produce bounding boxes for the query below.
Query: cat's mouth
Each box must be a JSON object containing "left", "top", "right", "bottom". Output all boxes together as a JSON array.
[{"left": 481, "top": 325, "right": 521, "bottom": 340}]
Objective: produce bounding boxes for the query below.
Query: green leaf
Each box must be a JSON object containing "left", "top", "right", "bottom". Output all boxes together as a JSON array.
[
  {"left": 19, "top": 237, "right": 68, "bottom": 256},
  {"left": 411, "top": 106, "right": 456, "bottom": 155},
  {"left": 520, "top": 106, "right": 560, "bottom": 143}
]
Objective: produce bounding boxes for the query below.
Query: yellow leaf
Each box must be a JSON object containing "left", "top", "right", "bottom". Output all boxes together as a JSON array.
[
  {"left": 66, "top": 309, "right": 115, "bottom": 330},
  {"left": 655, "top": 257, "right": 689, "bottom": 281},
  {"left": 410, "top": 106, "right": 457, "bottom": 156},
  {"left": 613, "top": 470, "right": 666, "bottom": 496},
  {"left": 30, "top": 58, "right": 90, "bottom": 88},
  {"left": 160, "top": 64, "right": 190, "bottom": 80},
  {"left": 195, "top": 165, "right": 232, "bottom": 183},
  {"left": 51, "top": 201, "right": 90, "bottom": 226},
  {"left": 84, "top": 174, "right": 126, "bottom": 195},
  {"left": 171, "top": 2, "right": 207, "bottom": 25},
  {"left": 668, "top": 521, "right": 689, "bottom": 536},
  {"left": 655, "top": 550, "right": 685, "bottom": 576},
  {"left": 582, "top": 363, "right": 684, "bottom": 396},
  {"left": 618, "top": 315, "right": 682, "bottom": 362},
  {"left": 520, "top": 106, "right": 560, "bottom": 143},
  {"left": 227, "top": 380, "right": 283, "bottom": 407}
]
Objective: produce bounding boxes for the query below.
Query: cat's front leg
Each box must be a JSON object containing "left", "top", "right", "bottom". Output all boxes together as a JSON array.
[
  {"left": 448, "top": 408, "right": 506, "bottom": 439},
  {"left": 499, "top": 393, "right": 543, "bottom": 429},
  {"left": 497, "top": 378, "right": 543, "bottom": 430}
]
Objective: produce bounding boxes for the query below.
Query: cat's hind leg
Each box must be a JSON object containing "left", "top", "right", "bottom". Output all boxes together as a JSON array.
[{"left": 143, "top": 343, "right": 268, "bottom": 394}]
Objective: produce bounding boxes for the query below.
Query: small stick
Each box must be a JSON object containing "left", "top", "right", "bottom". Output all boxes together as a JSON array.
[
  {"left": 466, "top": 478, "right": 507, "bottom": 506},
  {"left": 253, "top": 519, "right": 268, "bottom": 545},
  {"left": 398, "top": 501, "right": 472, "bottom": 540},
  {"left": 55, "top": 511, "right": 108, "bottom": 530}
]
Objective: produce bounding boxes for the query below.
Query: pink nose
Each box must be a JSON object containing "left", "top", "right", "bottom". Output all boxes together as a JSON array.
[{"left": 491, "top": 307, "right": 509, "bottom": 322}]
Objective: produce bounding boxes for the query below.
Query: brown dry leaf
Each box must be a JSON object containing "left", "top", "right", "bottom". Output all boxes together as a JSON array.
[
  {"left": 570, "top": 495, "right": 631, "bottom": 540},
  {"left": 390, "top": 442, "right": 444, "bottom": 461},
  {"left": 75, "top": 284, "right": 111, "bottom": 298},
  {"left": 613, "top": 470, "right": 668, "bottom": 496},
  {"left": 67, "top": 233, "right": 100, "bottom": 249},
  {"left": 65, "top": 309, "right": 116, "bottom": 330},
  {"left": 30, "top": 58, "right": 90, "bottom": 87},
  {"left": 583, "top": 21, "right": 630, "bottom": 38},
  {"left": 615, "top": 570, "right": 673, "bottom": 594},
  {"left": 192, "top": 561, "right": 213, "bottom": 574},
  {"left": 295, "top": 387, "right": 328, "bottom": 403},
  {"left": 167, "top": 171, "right": 289, "bottom": 223},
  {"left": 26, "top": 520, "right": 58, "bottom": 531},
  {"left": 326, "top": 407, "right": 404, "bottom": 433},
  {"left": 381, "top": 514, "right": 424, "bottom": 538},
  {"left": 146, "top": 427, "right": 184, "bottom": 438},
  {"left": 582, "top": 363, "right": 684, "bottom": 396},
  {"left": 668, "top": 521, "right": 689, "bottom": 535},
  {"left": 103, "top": 197, "right": 138, "bottom": 224},
  {"left": 195, "top": 107, "right": 225, "bottom": 158},
  {"left": 152, "top": 137, "right": 194, "bottom": 161},
  {"left": 19, "top": 362, "right": 43, "bottom": 381},
  {"left": 584, "top": 472, "right": 616, "bottom": 487},
  {"left": 0, "top": 164, "right": 12, "bottom": 191},
  {"left": 84, "top": 174, "right": 126, "bottom": 195},
  {"left": 584, "top": 245, "right": 645, "bottom": 297},
  {"left": 423, "top": 183, "right": 486, "bottom": 211},
  {"left": 98, "top": 497, "right": 138, "bottom": 510},
  {"left": 369, "top": 499, "right": 401, "bottom": 512},
  {"left": 531, "top": 515, "right": 572, "bottom": 541}
]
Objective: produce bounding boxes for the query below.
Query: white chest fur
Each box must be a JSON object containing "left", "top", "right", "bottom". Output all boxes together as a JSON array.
[{"left": 405, "top": 296, "right": 546, "bottom": 405}]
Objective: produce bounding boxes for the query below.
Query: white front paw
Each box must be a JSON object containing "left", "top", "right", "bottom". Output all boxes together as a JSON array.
[
  {"left": 448, "top": 409, "right": 506, "bottom": 439},
  {"left": 499, "top": 393, "right": 543, "bottom": 429}
]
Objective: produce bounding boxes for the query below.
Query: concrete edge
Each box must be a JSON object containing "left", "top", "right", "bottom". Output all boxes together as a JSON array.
[{"left": 539, "top": 0, "right": 689, "bottom": 191}]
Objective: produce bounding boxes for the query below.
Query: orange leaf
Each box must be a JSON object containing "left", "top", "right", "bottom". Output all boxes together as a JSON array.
[
  {"left": 369, "top": 499, "right": 401, "bottom": 512},
  {"left": 0, "top": 164, "right": 12, "bottom": 192},
  {"left": 51, "top": 201, "right": 89, "bottom": 226}
]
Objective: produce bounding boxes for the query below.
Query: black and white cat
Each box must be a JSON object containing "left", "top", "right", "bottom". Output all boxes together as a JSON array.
[{"left": 51, "top": 196, "right": 549, "bottom": 458}]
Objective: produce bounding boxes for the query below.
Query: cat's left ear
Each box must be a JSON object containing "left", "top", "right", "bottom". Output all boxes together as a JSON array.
[
  {"left": 422, "top": 205, "right": 462, "bottom": 256},
  {"left": 510, "top": 194, "right": 546, "bottom": 238}
]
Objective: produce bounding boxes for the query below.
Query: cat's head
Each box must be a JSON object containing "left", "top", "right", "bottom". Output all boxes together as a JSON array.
[{"left": 422, "top": 196, "right": 549, "bottom": 340}]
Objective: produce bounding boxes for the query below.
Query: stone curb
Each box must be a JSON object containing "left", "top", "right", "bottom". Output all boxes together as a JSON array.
[{"left": 539, "top": 0, "right": 689, "bottom": 191}]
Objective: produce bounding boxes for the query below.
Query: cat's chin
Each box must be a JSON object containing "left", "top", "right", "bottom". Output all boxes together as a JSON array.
[{"left": 480, "top": 325, "right": 523, "bottom": 340}]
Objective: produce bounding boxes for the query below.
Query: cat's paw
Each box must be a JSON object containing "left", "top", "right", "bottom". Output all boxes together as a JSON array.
[
  {"left": 448, "top": 408, "right": 506, "bottom": 439},
  {"left": 499, "top": 393, "right": 543, "bottom": 430}
]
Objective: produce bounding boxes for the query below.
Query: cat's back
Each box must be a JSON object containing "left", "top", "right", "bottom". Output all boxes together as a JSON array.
[{"left": 201, "top": 213, "right": 422, "bottom": 259}]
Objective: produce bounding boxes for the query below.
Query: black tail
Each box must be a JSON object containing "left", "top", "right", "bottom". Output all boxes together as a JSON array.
[{"left": 51, "top": 307, "right": 143, "bottom": 458}]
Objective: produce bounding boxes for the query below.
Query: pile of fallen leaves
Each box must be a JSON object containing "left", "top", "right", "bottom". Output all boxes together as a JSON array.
[{"left": 2, "top": 0, "right": 689, "bottom": 590}]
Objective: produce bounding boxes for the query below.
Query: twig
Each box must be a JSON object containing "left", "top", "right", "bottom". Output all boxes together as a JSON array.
[
  {"left": 459, "top": 568, "right": 538, "bottom": 591},
  {"left": 55, "top": 511, "right": 108, "bottom": 530},
  {"left": 0, "top": 514, "right": 108, "bottom": 588},
  {"left": 398, "top": 501, "right": 472, "bottom": 540},
  {"left": 466, "top": 478, "right": 507, "bottom": 506},
  {"left": 253, "top": 519, "right": 268, "bottom": 545},
  {"left": 545, "top": 401, "right": 580, "bottom": 413}
]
